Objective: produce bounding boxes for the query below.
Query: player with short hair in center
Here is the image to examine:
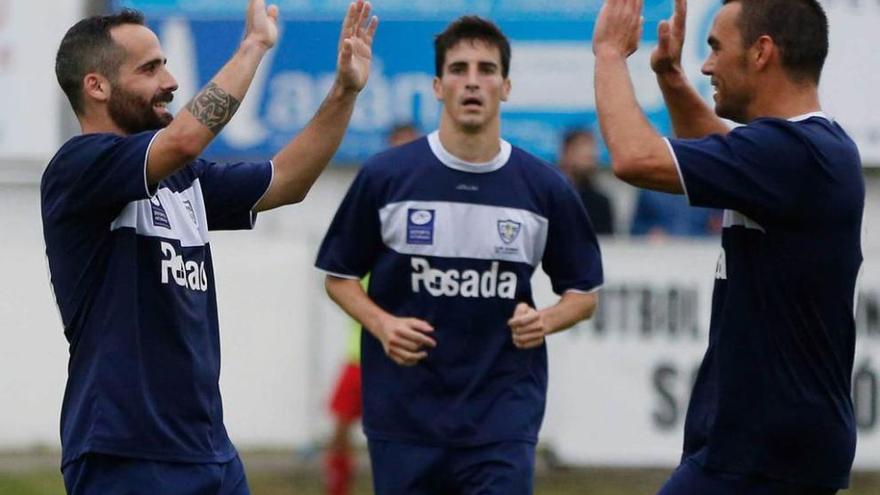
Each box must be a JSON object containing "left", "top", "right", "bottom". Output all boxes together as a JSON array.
[
  {"left": 316, "top": 16, "right": 603, "bottom": 495},
  {"left": 593, "top": 0, "right": 863, "bottom": 493},
  {"left": 42, "top": 1, "right": 377, "bottom": 493}
]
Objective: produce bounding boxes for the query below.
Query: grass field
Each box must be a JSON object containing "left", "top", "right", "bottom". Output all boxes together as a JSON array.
[{"left": 2, "top": 451, "right": 879, "bottom": 495}]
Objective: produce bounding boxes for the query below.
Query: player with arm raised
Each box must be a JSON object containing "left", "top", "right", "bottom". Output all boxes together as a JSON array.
[
  {"left": 593, "top": 0, "right": 862, "bottom": 493},
  {"left": 42, "top": 1, "right": 377, "bottom": 494},
  {"left": 315, "top": 16, "right": 603, "bottom": 495}
]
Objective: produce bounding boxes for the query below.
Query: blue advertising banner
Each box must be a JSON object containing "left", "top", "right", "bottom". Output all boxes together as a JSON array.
[{"left": 113, "top": 1, "right": 722, "bottom": 163}]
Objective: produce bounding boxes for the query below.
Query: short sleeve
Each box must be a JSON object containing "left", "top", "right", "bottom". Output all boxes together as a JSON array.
[
  {"left": 315, "top": 166, "right": 384, "bottom": 278},
  {"left": 42, "top": 131, "right": 159, "bottom": 218},
  {"left": 541, "top": 179, "right": 604, "bottom": 294},
  {"left": 669, "top": 119, "right": 812, "bottom": 223},
  {"left": 196, "top": 159, "right": 273, "bottom": 231}
]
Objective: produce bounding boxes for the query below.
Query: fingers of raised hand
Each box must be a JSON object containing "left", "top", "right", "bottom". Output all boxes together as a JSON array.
[
  {"left": 363, "top": 15, "right": 378, "bottom": 45},
  {"left": 339, "top": 2, "right": 358, "bottom": 45},
  {"left": 354, "top": 1, "right": 371, "bottom": 38},
  {"left": 675, "top": 0, "right": 687, "bottom": 26}
]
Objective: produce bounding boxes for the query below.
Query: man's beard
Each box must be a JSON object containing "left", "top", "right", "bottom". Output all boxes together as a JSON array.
[{"left": 108, "top": 85, "right": 174, "bottom": 134}]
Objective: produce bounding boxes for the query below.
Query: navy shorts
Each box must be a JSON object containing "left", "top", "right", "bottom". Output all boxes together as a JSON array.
[
  {"left": 368, "top": 439, "right": 535, "bottom": 495},
  {"left": 657, "top": 459, "right": 838, "bottom": 495},
  {"left": 61, "top": 453, "right": 249, "bottom": 495}
]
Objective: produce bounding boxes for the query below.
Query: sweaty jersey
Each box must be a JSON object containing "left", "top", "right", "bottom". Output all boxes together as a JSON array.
[
  {"left": 315, "top": 132, "right": 603, "bottom": 446},
  {"left": 41, "top": 130, "right": 273, "bottom": 467},
  {"left": 667, "top": 112, "right": 863, "bottom": 488}
]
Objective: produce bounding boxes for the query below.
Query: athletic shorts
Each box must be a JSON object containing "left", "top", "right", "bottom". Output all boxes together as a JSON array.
[
  {"left": 61, "top": 453, "right": 249, "bottom": 495},
  {"left": 656, "top": 458, "right": 838, "bottom": 495},
  {"left": 329, "top": 362, "right": 362, "bottom": 422},
  {"left": 367, "top": 439, "right": 535, "bottom": 495}
]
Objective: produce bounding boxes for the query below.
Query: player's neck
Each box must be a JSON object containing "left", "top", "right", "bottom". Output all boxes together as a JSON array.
[
  {"left": 747, "top": 78, "right": 821, "bottom": 122},
  {"left": 437, "top": 119, "right": 502, "bottom": 164},
  {"left": 79, "top": 108, "right": 127, "bottom": 136}
]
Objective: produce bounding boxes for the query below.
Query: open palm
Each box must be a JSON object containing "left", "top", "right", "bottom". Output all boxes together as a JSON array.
[{"left": 337, "top": 0, "right": 379, "bottom": 92}]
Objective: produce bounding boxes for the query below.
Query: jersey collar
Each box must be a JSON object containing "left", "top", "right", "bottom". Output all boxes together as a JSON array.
[
  {"left": 788, "top": 111, "right": 831, "bottom": 122},
  {"left": 427, "top": 131, "right": 512, "bottom": 174}
]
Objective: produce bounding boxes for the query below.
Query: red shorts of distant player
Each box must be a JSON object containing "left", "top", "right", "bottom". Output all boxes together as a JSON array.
[{"left": 329, "top": 362, "right": 362, "bottom": 422}]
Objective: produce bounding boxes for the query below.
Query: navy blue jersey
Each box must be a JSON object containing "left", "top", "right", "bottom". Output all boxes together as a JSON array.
[
  {"left": 668, "top": 113, "right": 863, "bottom": 488},
  {"left": 41, "top": 131, "right": 273, "bottom": 467},
  {"left": 316, "top": 132, "right": 603, "bottom": 446}
]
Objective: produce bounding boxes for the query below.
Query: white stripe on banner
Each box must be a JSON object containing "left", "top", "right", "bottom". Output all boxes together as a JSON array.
[
  {"left": 111, "top": 179, "right": 210, "bottom": 247},
  {"left": 723, "top": 209, "right": 765, "bottom": 233},
  {"left": 379, "top": 200, "right": 548, "bottom": 267}
]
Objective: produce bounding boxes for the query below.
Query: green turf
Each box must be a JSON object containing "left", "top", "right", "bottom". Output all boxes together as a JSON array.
[{"left": 2, "top": 468, "right": 880, "bottom": 495}]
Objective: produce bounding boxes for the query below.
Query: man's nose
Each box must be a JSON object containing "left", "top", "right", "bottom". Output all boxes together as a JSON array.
[
  {"left": 701, "top": 57, "right": 714, "bottom": 76},
  {"left": 465, "top": 67, "right": 480, "bottom": 89},
  {"left": 161, "top": 68, "right": 179, "bottom": 93}
]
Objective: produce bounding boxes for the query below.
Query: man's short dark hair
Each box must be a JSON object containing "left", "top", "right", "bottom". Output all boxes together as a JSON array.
[
  {"left": 434, "top": 16, "right": 511, "bottom": 78},
  {"left": 55, "top": 9, "right": 145, "bottom": 115},
  {"left": 723, "top": 0, "right": 828, "bottom": 84}
]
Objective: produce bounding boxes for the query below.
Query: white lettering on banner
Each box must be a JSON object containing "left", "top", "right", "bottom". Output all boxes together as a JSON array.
[
  {"left": 715, "top": 248, "right": 727, "bottom": 280},
  {"left": 587, "top": 284, "right": 702, "bottom": 339},
  {"left": 160, "top": 241, "right": 208, "bottom": 292},
  {"left": 852, "top": 292, "right": 880, "bottom": 430},
  {"left": 262, "top": 62, "right": 439, "bottom": 137},
  {"left": 410, "top": 257, "right": 516, "bottom": 299},
  {"left": 651, "top": 360, "right": 701, "bottom": 430},
  {"left": 854, "top": 358, "right": 879, "bottom": 431}
]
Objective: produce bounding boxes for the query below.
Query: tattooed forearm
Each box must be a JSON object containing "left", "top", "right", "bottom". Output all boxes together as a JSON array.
[{"left": 184, "top": 82, "right": 241, "bottom": 135}]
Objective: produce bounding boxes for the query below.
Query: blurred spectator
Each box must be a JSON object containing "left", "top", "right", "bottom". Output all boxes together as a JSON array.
[
  {"left": 630, "top": 189, "right": 722, "bottom": 240},
  {"left": 386, "top": 122, "right": 420, "bottom": 147},
  {"left": 558, "top": 129, "right": 615, "bottom": 235}
]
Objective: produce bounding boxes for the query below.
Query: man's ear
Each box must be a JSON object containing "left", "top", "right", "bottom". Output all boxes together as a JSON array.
[
  {"left": 500, "top": 78, "right": 511, "bottom": 102},
  {"left": 752, "top": 35, "right": 775, "bottom": 72},
  {"left": 433, "top": 76, "right": 443, "bottom": 101},
  {"left": 83, "top": 73, "right": 112, "bottom": 103}
]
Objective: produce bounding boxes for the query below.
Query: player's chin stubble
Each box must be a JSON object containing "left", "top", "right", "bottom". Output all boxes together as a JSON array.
[{"left": 108, "top": 87, "right": 174, "bottom": 135}]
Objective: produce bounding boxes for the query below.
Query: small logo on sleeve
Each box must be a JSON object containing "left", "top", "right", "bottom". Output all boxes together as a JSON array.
[
  {"left": 407, "top": 209, "right": 435, "bottom": 245},
  {"left": 150, "top": 196, "right": 172, "bottom": 229},
  {"left": 182, "top": 199, "right": 198, "bottom": 227}
]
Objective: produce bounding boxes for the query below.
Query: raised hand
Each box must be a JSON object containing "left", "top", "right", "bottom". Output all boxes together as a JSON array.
[
  {"left": 376, "top": 315, "right": 435, "bottom": 367},
  {"left": 651, "top": 0, "right": 687, "bottom": 75},
  {"left": 244, "top": 0, "right": 279, "bottom": 50},
  {"left": 593, "top": 0, "right": 644, "bottom": 58},
  {"left": 508, "top": 303, "right": 547, "bottom": 350},
  {"left": 336, "top": 0, "right": 379, "bottom": 93}
]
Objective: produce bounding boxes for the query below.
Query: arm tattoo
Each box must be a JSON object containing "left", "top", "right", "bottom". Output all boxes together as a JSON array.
[{"left": 184, "top": 82, "right": 241, "bottom": 135}]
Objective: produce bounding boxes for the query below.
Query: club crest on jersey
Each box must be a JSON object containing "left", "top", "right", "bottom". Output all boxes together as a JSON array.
[
  {"left": 497, "top": 220, "right": 522, "bottom": 244},
  {"left": 150, "top": 195, "right": 171, "bottom": 229},
  {"left": 407, "top": 208, "right": 435, "bottom": 245}
]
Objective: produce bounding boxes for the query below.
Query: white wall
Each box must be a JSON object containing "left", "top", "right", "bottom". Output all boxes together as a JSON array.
[{"left": 0, "top": 0, "right": 81, "bottom": 162}]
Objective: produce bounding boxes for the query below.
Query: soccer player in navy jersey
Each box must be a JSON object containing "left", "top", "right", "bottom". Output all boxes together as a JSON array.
[
  {"left": 593, "top": 0, "right": 863, "bottom": 493},
  {"left": 42, "top": 1, "right": 377, "bottom": 493},
  {"left": 315, "top": 16, "right": 604, "bottom": 495}
]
